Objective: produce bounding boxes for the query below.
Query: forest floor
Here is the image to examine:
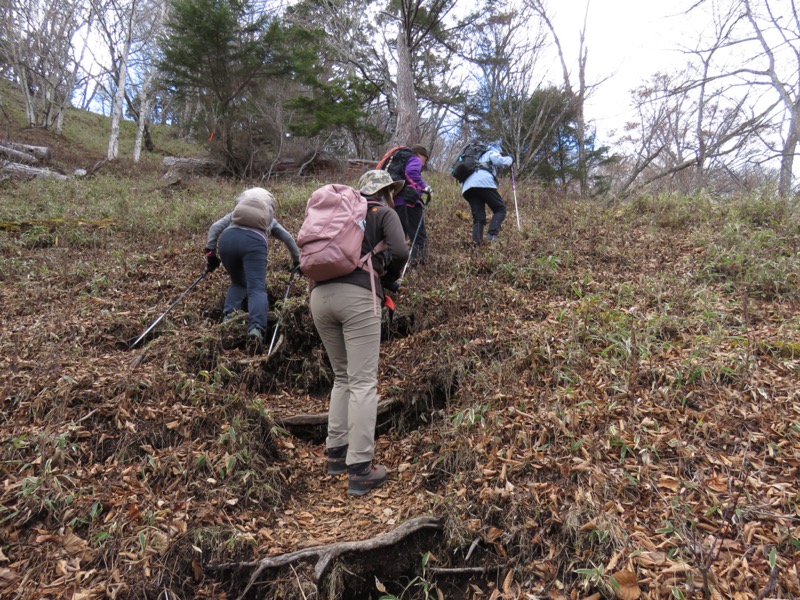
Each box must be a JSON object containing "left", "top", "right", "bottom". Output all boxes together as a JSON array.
[{"left": 1, "top": 124, "right": 799, "bottom": 600}]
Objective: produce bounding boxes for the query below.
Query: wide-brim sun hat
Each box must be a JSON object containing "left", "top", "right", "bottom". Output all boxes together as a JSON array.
[{"left": 358, "top": 170, "right": 405, "bottom": 196}]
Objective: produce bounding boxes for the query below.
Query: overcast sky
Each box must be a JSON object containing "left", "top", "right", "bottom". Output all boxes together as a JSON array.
[{"left": 548, "top": 0, "right": 697, "bottom": 141}]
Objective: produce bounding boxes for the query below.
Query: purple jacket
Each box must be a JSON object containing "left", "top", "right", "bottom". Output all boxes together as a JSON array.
[{"left": 396, "top": 154, "right": 427, "bottom": 207}]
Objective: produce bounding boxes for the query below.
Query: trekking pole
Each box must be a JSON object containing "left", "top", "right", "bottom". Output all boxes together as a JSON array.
[
  {"left": 267, "top": 267, "right": 299, "bottom": 357},
  {"left": 511, "top": 165, "right": 521, "bottom": 231},
  {"left": 400, "top": 190, "right": 431, "bottom": 281},
  {"left": 130, "top": 270, "right": 207, "bottom": 348}
]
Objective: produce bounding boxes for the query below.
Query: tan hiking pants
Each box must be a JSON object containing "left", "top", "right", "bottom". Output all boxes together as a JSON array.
[{"left": 310, "top": 282, "right": 381, "bottom": 466}]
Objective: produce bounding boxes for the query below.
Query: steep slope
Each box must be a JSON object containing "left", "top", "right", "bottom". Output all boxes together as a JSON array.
[{"left": 0, "top": 111, "right": 799, "bottom": 599}]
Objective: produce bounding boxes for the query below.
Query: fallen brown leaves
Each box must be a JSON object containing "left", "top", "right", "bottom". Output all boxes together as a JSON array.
[{"left": 1, "top": 187, "right": 799, "bottom": 599}]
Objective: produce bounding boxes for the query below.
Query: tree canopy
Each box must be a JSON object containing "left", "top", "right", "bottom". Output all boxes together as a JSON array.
[{"left": 0, "top": 0, "right": 796, "bottom": 195}]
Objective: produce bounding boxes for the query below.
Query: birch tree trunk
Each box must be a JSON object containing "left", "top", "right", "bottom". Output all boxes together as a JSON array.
[
  {"left": 1, "top": 0, "right": 86, "bottom": 131},
  {"left": 107, "top": 0, "right": 136, "bottom": 161},
  {"left": 20, "top": 69, "right": 36, "bottom": 127},
  {"left": 132, "top": 0, "right": 167, "bottom": 162},
  {"left": 56, "top": 9, "right": 96, "bottom": 135},
  {"left": 133, "top": 71, "right": 154, "bottom": 162},
  {"left": 575, "top": 29, "right": 588, "bottom": 198},
  {"left": 108, "top": 37, "right": 131, "bottom": 160},
  {"left": 779, "top": 103, "right": 799, "bottom": 197}
]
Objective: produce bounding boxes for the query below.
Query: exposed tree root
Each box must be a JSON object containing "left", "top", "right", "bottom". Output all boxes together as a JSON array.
[
  {"left": 429, "top": 564, "right": 510, "bottom": 576},
  {"left": 209, "top": 515, "right": 442, "bottom": 599}
]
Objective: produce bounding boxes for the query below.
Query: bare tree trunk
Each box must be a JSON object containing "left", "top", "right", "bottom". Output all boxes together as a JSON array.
[
  {"left": 393, "top": 29, "right": 419, "bottom": 145},
  {"left": 780, "top": 104, "right": 799, "bottom": 197},
  {"left": 740, "top": 0, "right": 800, "bottom": 197},
  {"left": 108, "top": 0, "right": 136, "bottom": 161},
  {"left": 529, "top": 0, "right": 591, "bottom": 196},
  {"left": 1, "top": 0, "right": 85, "bottom": 131},
  {"left": 133, "top": 71, "right": 154, "bottom": 162},
  {"left": 20, "top": 69, "right": 36, "bottom": 127},
  {"left": 575, "top": 24, "right": 588, "bottom": 197},
  {"left": 56, "top": 9, "right": 96, "bottom": 135},
  {"left": 108, "top": 39, "right": 130, "bottom": 160}
]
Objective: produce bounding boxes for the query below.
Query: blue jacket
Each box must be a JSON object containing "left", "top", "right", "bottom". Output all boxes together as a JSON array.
[{"left": 461, "top": 148, "right": 513, "bottom": 193}]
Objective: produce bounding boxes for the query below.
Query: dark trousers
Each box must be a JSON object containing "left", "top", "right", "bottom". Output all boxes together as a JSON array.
[
  {"left": 395, "top": 203, "right": 427, "bottom": 262},
  {"left": 218, "top": 227, "right": 269, "bottom": 334},
  {"left": 463, "top": 187, "right": 507, "bottom": 243}
]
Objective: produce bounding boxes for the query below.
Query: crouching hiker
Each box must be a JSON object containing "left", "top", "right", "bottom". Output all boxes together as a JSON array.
[
  {"left": 299, "top": 170, "right": 408, "bottom": 496},
  {"left": 204, "top": 188, "right": 300, "bottom": 349}
]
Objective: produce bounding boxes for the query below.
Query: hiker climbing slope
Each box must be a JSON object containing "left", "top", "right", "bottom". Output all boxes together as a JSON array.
[
  {"left": 301, "top": 170, "right": 408, "bottom": 497},
  {"left": 204, "top": 187, "right": 300, "bottom": 348},
  {"left": 379, "top": 144, "right": 431, "bottom": 266},
  {"left": 454, "top": 142, "right": 513, "bottom": 245}
]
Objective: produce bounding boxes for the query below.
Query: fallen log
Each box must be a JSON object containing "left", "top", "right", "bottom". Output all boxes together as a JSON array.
[
  {"left": 209, "top": 515, "right": 443, "bottom": 600},
  {"left": 0, "top": 144, "right": 39, "bottom": 165},
  {"left": 1, "top": 141, "right": 52, "bottom": 162},
  {"left": 0, "top": 218, "right": 116, "bottom": 232},
  {"left": 0, "top": 161, "right": 67, "bottom": 180},
  {"left": 162, "top": 156, "right": 225, "bottom": 179}
]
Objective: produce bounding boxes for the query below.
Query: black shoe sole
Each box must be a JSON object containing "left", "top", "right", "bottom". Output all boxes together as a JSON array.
[{"left": 347, "top": 478, "right": 387, "bottom": 496}]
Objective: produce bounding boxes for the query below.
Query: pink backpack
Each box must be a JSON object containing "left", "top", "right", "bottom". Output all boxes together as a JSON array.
[{"left": 297, "top": 184, "right": 386, "bottom": 314}]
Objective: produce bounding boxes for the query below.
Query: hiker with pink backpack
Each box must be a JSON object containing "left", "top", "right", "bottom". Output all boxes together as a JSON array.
[{"left": 297, "top": 170, "right": 409, "bottom": 496}]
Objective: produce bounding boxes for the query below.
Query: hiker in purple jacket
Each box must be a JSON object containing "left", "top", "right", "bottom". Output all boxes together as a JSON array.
[
  {"left": 309, "top": 170, "right": 409, "bottom": 496},
  {"left": 394, "top": 145, "right": 431, "bottom": 265}
]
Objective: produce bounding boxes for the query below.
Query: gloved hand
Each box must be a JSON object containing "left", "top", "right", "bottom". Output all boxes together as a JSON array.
[
  {"left": 422, "top": 186, "right": 432, "bottom": 205},
  {"left": 205, "top": 249, "right": 221, "bottom": 273}
]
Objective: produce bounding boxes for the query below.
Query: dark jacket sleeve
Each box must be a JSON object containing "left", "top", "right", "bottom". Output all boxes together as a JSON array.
[{"left": 378, "top": 206, "right": 409, "bottom": 281}]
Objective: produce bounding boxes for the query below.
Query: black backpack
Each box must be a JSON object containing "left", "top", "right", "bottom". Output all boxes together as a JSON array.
[
  {"left": 450, "top": 141, "right": 489, "bottom": 183},
  {"left": 377, "top": 146, "right": 413, "bottom": 185}
]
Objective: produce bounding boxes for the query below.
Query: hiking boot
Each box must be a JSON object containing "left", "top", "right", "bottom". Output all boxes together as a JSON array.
[
  {"left": 347, "top": 462, "right": 387, "bottom": 496},
  {"left": 247, "top": 327, "right": 264, "bottom": 350},
  {"left": 326, "top": 445, "right": 348, "bottom": 475},
  {"left": 487, "top": 233, "right": 500, "bottom": 241}
]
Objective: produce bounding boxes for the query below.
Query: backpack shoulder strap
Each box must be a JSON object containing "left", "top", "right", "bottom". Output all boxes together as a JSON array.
[
  {"left": 358, "top": 240, "right": 387, "bottom": 316},
  {"left": 360, "top": 200, "right": 389, "bottom": 315}
]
